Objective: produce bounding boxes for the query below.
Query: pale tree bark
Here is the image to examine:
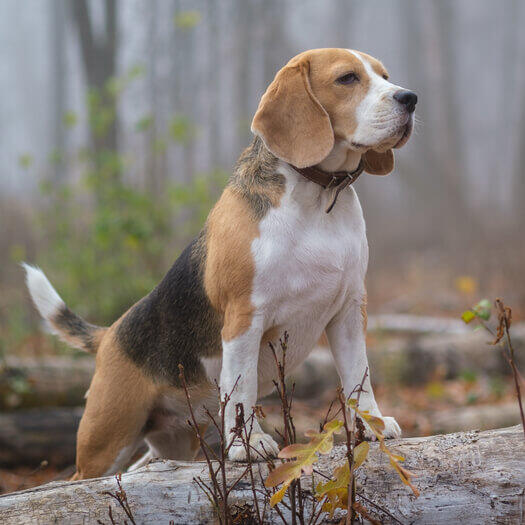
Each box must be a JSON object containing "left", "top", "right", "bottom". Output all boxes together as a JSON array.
[
  {"left": 236, "top": 0, "right": 255, "bottom": 153},
  {"left": 69, "top": 0, "right": 118, "bottom": 153},
  {"left": 207, "top": 0, "right": 222, "bottom": 169},
  {"left": 0, "top": 426, "right": 523, "bottom": 524},
  {"left": 50, "top": 0, "right": 66, "bottom": 185},
  {"left": 419, "top": 0, "right": 470, "bottom": 242}
]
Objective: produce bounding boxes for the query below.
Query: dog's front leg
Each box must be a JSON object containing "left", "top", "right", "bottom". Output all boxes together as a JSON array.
[
  {"left": 326, "top": 297, "right": 401, "bottom": 438},
  {"left": 220, "top": 315, "right": 279, "bottom": 461}
]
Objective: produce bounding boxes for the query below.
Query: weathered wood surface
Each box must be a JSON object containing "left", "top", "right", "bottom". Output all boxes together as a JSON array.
[
  {"left": 0, "top": 408, "right": 82, "bottom": 467},
  {"left": 0, "top": 426, "right": 523, "bottom": 524}
]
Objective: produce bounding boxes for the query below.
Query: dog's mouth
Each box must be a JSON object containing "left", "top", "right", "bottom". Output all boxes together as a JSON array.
[{"left": 393, "top": 116, "right": 413, "bottom": 149}]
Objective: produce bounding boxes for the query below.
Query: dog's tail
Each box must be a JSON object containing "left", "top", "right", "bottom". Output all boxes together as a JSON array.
[{"left": 22, "top": 263, "right": 106, "bottom": 354}]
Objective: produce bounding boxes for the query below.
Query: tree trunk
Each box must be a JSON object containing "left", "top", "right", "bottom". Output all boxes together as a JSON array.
[
  {"left": 0, "top": 426, "right": 522, "bottom": 524},
  {"left": 49, "top": 0, "right": 66, "bottom": 185},
  {"left": 69, "top": 0, "right": 118, "bottom": 153}
]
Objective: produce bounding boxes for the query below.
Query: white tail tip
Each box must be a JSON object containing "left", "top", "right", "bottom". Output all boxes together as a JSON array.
[{"left": 21, "top": 263, "right": 65, "bottom": 321}]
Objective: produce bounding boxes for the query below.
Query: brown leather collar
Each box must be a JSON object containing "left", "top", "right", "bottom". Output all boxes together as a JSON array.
[{"left": 293, "top": 160, "right": 364, "bottom": 213}]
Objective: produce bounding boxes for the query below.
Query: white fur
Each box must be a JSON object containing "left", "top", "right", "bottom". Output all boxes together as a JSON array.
[
  {"left": 218, "top": 161, "right": 401, "bottom": 460},
  {"left": 348, "top": 50, "right": 413, "bottom": 150},
  {"left": 22, "top": 263, "right": 64, "bottom": 323}
]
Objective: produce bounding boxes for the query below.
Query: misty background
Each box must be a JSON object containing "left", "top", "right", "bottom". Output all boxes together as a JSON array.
[
  {"left": 2, "top": 0, "right": 525, "bottom": 344},
  {"left": 1, "top": 0, "right": 525, "bottom": 493}
]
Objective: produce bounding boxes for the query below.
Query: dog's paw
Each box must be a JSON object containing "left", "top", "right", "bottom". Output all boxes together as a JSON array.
[
  {"left": 363, "top": 415, "right": 402, "bottom": 441},
  {"left": 381, "top": 416, "right": 402, "bottom": 438},
  {"left": 228, "top": 432, "right": 280, "bottom": 462}
]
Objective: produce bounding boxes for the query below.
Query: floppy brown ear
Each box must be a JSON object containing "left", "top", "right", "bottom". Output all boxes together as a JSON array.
[
  {"left": 251, "top": 59, "right": 334, "bottom": 168},
  {"left": 362, "top": 149, "right": 394, "bottom": 175}
]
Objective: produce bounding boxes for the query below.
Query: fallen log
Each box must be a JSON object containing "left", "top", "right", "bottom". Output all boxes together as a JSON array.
[
  {"left": 0, "top": 356, "right": 93, "bottom": 410},
  {"left": 3, "top": 321, "right": 523, "bottom": 408},
  {"left": 0, "top": 426, "right": 522, "bottom": 524},
  {"left": 0, "top": 408, "right": 82, "bottom": 468},
  {"left": 290, "top": 323, "right": 525, "bottom": 394}
]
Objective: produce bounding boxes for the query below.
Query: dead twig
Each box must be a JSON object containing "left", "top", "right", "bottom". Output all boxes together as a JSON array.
[{"left": 102, "top": 473, "right": 137, "bottom": 525}]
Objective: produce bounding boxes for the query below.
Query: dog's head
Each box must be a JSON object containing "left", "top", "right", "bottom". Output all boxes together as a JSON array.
[{"left": 251, "top": 48, "right": 417, "bottom": 174}]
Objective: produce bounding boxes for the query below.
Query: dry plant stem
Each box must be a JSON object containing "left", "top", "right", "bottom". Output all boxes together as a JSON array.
[
  {"left": 270, "top": 333, "right": 307, "bottom": 525},
  {"left": 270, "top": 335, "right": 296, "bottom": 525},
  {"left": 219, "top": 388, "right": 229, "bottom": 525},
  {"left": 235, "top": 403, "right": 262, "bottom": 522},
  {"left": 495, "top": 300, "right": 525, "bottom": 439},
  {"left": 102, "top": 474, "right": 137, "bottom": 525},
  {"left": 178, "top": 365, "right": 243, "bottom": 525},
  {"left": 258, "top": 468, "right": 289, "bottom": 524},
  {"left": 339, "top": 367, "right": 368, "bottom": 525},
  {"left": 476, "top": 302, "right": 525, "bottom": 439},
  {"left": 355, "top": 492, "right": 404, "bottom": 525},
  {"left": 178, "top": 365, "right": 222, "bottom": 500}
]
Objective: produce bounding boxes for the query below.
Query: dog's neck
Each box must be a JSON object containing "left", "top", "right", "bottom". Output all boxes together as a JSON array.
[{"left": 316, "top": 140, "right": 362, "bottom": 173}]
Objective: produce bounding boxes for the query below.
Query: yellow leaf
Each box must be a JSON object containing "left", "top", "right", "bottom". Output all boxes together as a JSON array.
[
  {"left": 270, "top": 481, "right": 291, "bottom": 507},
  {"left": 461, "top": 310, "right": 476, "bottom": 324},
  {"left": 380, "top": 440, "right": 419, "bottom": 497},
  {"left": 265, "top": 419, "right": 343, "bottom": 503},
  {"left": 316, "top": 464, "right": 349, "bottom": 497},
  {"left": 316, "top": 464, "right": 350, "bottom": 517},
  {"left": 265, "top": 462, "right": 301, "bottom": 488},
  {"left": 455, "top": 276, "right": 477, "bottom": 295},
  {"left": 349, "top": 406, "right": 385, "bottom": 440},
  {"left": 353, "top": 441, "right": 370, "bottom": 469}
]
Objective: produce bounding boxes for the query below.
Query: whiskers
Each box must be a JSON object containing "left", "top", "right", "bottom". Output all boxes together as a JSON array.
[{"left": 412, "top": 114, "right": 424, "bottom": 135}]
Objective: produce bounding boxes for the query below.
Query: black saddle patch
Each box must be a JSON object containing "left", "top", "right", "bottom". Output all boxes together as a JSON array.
[{"left": 116, "top": 234, "right": 222, "bottom": 386}]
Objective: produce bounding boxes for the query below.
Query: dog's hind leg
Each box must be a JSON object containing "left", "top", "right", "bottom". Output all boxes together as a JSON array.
[{"left": 71, "top": 347, "right": 159, "bottom": 480}]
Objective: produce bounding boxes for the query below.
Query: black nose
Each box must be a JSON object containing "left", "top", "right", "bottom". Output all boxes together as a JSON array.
[{"left": 393, "top": 90, "right": 418, "bottom": 113}]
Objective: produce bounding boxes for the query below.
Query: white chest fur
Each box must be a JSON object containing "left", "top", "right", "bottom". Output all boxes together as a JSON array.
[{"left": 251, "top": 162, "right": 369, "bottom": 384}]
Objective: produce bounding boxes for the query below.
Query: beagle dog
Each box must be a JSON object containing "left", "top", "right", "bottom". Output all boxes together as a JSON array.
[{"left": 23, "top": 48, "right": 416, "bottom": 479}]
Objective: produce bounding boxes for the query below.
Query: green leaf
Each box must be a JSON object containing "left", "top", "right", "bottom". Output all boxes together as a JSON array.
[
  {"left": 169, "top": 115, "right": 195, "bottom": 144},
  {"left": 18, "top": 153, "right": 33, "bottom": 169},
  {"left": 48, "top": 148, "right": 64, "bottom": 165},
  {"left": 473, "top": 299, "right": 492, "bottom": 321},
  {"left": 174, "top": 10, "right": 201, "bottom": 29},
  {"left": 135, "top": 115, "right": 154, "bottom": 132},
  {"left": 127, "top": 64, "right": 145, "bottom": 81},
  {"left": 62, "top": 111, "right": 78, "bottom": 128}
]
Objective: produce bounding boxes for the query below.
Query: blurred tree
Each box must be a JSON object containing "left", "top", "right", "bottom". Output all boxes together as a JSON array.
[
  {"left": 236, "top": 0, "right": 254, "bottom": 152},
  {"left": 207, "top": 0, "right": 221, "bottom": 168},
  {"left": 69, "top": 0, "right": 118, "bottom": 154},
  {"left": 50, "top": 0, "right": 66, "bottom": 185}
]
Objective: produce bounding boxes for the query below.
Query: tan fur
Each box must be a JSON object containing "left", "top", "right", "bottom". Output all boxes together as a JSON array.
[
  {"left": 204, "top": 187, "right": 259, "bottom": 342},
  {"left": 251, "top": 53, "right": 334, "bottom": 168},
  {"left": 362, "top": 149, "right": 394, "bottom": 175},
  {"left": 252, "top": 48, "right": 395, "bottom": 175},
  {"left": 73, "top": 325, "right": 160, "bottom": 479},
  {"left": 306, "top": 49, "right": 370, "bottom": 143}
]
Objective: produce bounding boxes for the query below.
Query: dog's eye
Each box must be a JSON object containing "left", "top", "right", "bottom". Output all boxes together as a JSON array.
[
  {"left": 337, "top": 72, "right": 359, "bottom": 85},
  {"left": 382, "top": 74, "right": 389, "bottom": 80}
]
